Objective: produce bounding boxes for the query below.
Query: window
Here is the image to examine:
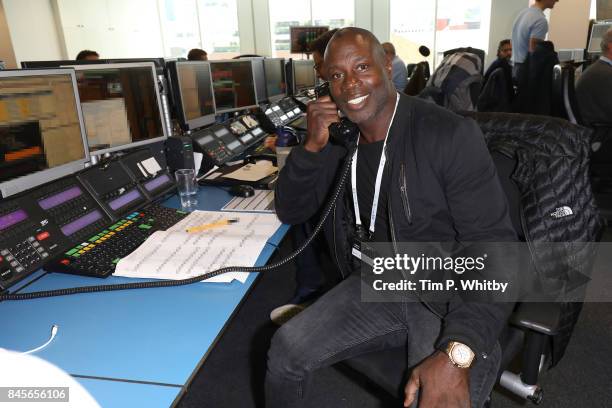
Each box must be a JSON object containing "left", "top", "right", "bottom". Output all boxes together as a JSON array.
[
  {"left": 197, "top": 0, "right": 240, "bottom": 59},
  {"left": 390, "top": 0, "right": 491, "bottom": 68},
  {"left": 158, "top": 0, "right": 201, "bottom": 58},
  {"left": 269, "top": 0, "right": 354, "bottom": 58},
  {"left": 158, "top": 0, "right": 239, "bottom": 59}
]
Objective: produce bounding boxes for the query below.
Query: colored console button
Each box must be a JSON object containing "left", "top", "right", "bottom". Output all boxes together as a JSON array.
[
  {"left": 60, "top": 259, "right": 70, "bottom": 265},
  {"left": 36, "top": 231, "right": 50, "bottom": 241},
  {"left": 66, "top": 248, "right": 78, "bottom": 256}
]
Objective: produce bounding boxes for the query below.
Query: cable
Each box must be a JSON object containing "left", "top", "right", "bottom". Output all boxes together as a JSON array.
[
  {"left": 0, "top": 141, "right": 358, "bottom": 302},
  {"left": 22, "top": 325, "right": 58, "bottom": 354}
]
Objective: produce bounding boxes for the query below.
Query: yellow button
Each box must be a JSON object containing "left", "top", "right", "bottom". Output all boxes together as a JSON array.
[
  {"left": 109, "top": 232, "right": 115, "bottom": 235},
  {"left": 100, "top": 237, "right": 107, "bottom": 241},
  {"left": 96, "top": 240, "right": 102, "bottom": 244},
  {"left": 78, "top": 250, "right": 85, "bottom": 254}
]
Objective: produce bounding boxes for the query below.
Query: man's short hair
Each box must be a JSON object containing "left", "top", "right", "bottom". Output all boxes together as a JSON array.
[
  {"left": 382, "top": 42, "right": 396, "bottom": 56},
  {"left": 308, "top": 29, "right": 338, "bottom": 56},
  {"left": 327, "top": 27, "right": 387, "bottom": 66},
  {"left": 187, "top": 48, "right": 208, "bottom": 61},
  {"left": 497, "top": 39, "right": 511, "bottom": 53},
  {"left": 75, "top": 50, "right": 99, "bottom": 60},
  {"left": 601, "top": 28, "right": 612, "bottom": 54}
]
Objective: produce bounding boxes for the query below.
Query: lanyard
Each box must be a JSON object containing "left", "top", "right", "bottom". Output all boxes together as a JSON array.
[{"left": 351, "top": 93, "right": 400, "bottom": 239}]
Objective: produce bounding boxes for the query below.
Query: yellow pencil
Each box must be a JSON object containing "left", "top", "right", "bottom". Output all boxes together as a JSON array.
[{"left": 185, "top": 218, "right": 239, "bottom": 233}]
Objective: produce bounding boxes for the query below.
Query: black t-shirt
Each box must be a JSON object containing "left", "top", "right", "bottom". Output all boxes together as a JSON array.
[{"left": 353, "top": 140, "right": 391, "bottom": 242}]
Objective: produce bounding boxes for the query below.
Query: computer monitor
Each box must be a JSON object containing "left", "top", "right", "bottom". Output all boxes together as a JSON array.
[
  {"left": 21, "top": 59, "right": 111, "bottom": 69},
  {"left": 249, "top": 58, "right": 267, "bottom": 104},
  {"left": 587, "top": 21, "right": 612, "bottom": 54},
  {"left": 64, "top": 62, "right": 168, "bottom": 156},
  {"left": 0, "top": 69, "right": 89, "bottom": 198},
  {"left": 290, "top": 26, "right": 329, "bottom": 54},
  {"left": 166, "top": 61, "right": 216, "bottom": 131},
  {"left": 209, "top": 60, "right": 258, "bottom": 114},
  {"left": 263, "top": 58, "right": 287, "bottom": 103},
  {"left": 292, "top": 59, "right": 317, "bottom": 94}
]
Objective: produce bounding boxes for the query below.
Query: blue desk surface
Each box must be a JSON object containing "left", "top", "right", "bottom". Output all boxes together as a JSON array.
[
  {"left": 76, "top": 378, "right": 180, "bottom": 408},
  {"left": 0, "top": 186, "right": 287, "bottom": 405}
]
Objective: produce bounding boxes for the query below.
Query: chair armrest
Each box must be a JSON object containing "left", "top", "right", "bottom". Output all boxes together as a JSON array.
[{"left": 509, "top": 302, "right": 562, "bottom": 336}]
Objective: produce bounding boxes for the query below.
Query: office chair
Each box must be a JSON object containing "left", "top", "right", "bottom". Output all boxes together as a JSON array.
[
  {"left": 342, "top": 112, "right": 602, "bottom": 406},
  {"left": 443, "top": 47, "right": 486, "bottom": 75},
  {"left": 551, "top": 63, "right": 584, "bottom": 125}
]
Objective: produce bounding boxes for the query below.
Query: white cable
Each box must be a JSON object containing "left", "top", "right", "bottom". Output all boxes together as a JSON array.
[{"left": 22, "top": 325, "right": 58, "bottom": 355}]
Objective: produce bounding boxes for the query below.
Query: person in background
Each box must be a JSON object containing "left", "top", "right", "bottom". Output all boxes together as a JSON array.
[
  {"left": 511, "top": 0, "right": 558, "bottom": 80},
  {"left": 75, "top": 50, "right": 99, "bottom": 61},
  {"left": 310, "top": 29, "right": 338, "bottom": 80},
  {"left": 382, "top": 41, "right": 408, "bottom": 92},
  {"left": 267, "top": 28, "right": 339, "bottom": 325},
  {"left": 576, "top": 28, "right": 612, "bottom": 127},
  {"left": 187, "top": 48, "right": 208, "bottom": 61},
  {"left": 484, "top": 39, "right": 512, "bottom": 83}
]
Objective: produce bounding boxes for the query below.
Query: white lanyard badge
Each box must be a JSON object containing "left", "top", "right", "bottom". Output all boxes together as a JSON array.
[{"left": 350, "top": 93, "right": 400, "bottom": 239}]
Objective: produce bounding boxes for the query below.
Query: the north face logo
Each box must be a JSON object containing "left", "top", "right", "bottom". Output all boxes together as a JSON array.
[{"left": 550, "top": 206, "right": 574, "bottom": 218}]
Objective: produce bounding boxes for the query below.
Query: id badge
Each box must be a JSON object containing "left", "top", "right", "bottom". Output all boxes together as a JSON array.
[{"left": 352, "top": 238, "right": 375, "bottom": 266}]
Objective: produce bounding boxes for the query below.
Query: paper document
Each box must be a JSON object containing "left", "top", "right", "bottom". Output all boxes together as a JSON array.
[
  {"left": 224, "top": 160, "right": 277, "bottom": 182},
  {"left": 114, "top": 211, "right": 282, "bottom": 283}
]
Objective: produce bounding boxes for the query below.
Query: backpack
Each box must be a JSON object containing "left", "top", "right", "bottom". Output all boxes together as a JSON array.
[{"left": 420, "top": 51, "right": 483, "bottom": 112}]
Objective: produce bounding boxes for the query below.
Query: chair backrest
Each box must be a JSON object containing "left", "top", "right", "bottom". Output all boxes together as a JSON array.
[
  {"left": 420, "top": 51, "right": 483, "bottom": 111},
  {"left": 403, "top": 61, "right": 428, "bottom": 96},
  {"left": 443, "top": 47, "right": 486, "bottom": 74},
  {"left": 406, "top": 63, "right": 417, "bottom": 78}
]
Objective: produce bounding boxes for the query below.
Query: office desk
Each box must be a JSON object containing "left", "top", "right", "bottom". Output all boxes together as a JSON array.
[{"left": 0, "top": 186, "right": 288, "bottom": 407}]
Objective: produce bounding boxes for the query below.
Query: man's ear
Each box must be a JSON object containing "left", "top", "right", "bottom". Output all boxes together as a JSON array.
[{"left": 385, "top": 58, "right": 393, "bottom": 78}]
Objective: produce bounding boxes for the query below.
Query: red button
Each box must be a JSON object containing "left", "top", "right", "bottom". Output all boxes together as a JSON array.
[
  {"left": 0, "top": 256, "right": 3, "bottom": 263},
  {"left": 60, "top": 259, "right": 70, "bottom": 265},
  {"left": 140, "top": 213, "right": 145, "bottom": 217},
  {"left": 36, "top": 231, "right": 50, "bottom": 241}
]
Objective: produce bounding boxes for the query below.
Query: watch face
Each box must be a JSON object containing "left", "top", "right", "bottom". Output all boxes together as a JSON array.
[{"left": 451, "top": 344, "right": 472, "bottom": 365}]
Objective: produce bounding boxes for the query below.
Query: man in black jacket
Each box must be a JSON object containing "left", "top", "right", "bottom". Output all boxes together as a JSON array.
[{"left": 266, "top": 27, "right": 516, "bottom": 408}]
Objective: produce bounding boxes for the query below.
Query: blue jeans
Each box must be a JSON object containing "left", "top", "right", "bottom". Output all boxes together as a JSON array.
[{"left": 265, "top": 274, "right": 501, "bottom": 407}]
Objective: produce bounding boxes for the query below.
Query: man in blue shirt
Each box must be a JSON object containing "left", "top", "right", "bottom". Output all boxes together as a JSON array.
[
  {"left": 511, "top": 0, "right": 558, "bottom": 79},
  {"left": 382, "top": 42, "right": 408, "bottom": 92}
]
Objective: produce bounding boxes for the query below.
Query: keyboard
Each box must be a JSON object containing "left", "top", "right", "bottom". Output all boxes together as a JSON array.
[
  {"left": 222, "top": 189, "right": 275, "bottom": 212},
  {"left": 45, "top": 205, "right": 188, "bottom": 278}
]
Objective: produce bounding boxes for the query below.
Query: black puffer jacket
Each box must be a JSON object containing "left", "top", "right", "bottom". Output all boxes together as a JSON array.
[
  {"left": 276, "top": 94, "right": 517, "bottom": 361},
  {"left": 463, "top": 111, "right": 603, "bottom": 365}
]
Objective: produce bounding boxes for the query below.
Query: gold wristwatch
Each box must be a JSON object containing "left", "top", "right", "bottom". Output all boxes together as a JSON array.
[{"left": 445, "top": 341, "right": 475, "bottom": 368}]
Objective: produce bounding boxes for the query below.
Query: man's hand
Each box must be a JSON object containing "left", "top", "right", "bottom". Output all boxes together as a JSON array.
[
  {"left": 304, "top": 95, "right": 340, "bottom": 153},
  {"left": 404, "top": 352, "right": 470, "bottom": 408}
]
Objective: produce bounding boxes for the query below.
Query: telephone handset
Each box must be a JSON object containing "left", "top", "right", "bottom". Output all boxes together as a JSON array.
[{"left": 314, "top": 82, "right": 359, "bottom": 139}]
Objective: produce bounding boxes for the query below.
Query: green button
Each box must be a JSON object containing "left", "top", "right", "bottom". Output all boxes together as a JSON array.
[
  {"left": 148, "top": 218, "right": 154, "bottom": 222},
  {"left": 109, "top": 225, "right": 118, "bottom": 230},
  {"left": 73, "top": 253, "right": 81, "bottom": 258},
  {"left": 112, "top": 258, "right": 121, "bottom": 264},
  {"left": 138, "top": 224, "right": 152, "bottom": 230},
  {"left": 88, "top": 236, "right": 98, "bottom": 242},
  {"left": 177, "top": 210, "right": 187, "bottom": 214},
  {"left": 103, "top": 230, "right": 109, "bottom": 234},
  {"left": 66, "top": 248, "right": 78, "bottom": 255}
]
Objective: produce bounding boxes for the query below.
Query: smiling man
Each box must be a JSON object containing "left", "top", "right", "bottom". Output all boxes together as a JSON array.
[{"left": 267, "top": 27, "right": 516, "bottom": 408}]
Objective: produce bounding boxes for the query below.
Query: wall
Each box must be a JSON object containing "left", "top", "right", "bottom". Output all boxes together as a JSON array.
[
  {"left": 2, "top": 0, "right": 64, "bottom": 65},
  {"left": 597, "top": 0, "right": 612, "bottom": 19},
  {"left": 487, "top": 0, "right": 528, "bottom": 67},
  {"left": 0, "top": 1, "right": 17, "bottom": 68},
  {"left": 548, "top": 0, "right": 592, "bottom": 49}
]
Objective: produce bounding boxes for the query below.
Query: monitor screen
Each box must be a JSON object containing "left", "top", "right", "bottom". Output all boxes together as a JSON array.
[
  {"left": 0, "top": 69, "right": 88, "bottom": 198},
  {"left": 21, "top": 60, "right": 111, "bottom": 69},
  {"left": 293, "top": 60, "right": 316, "bottom": 92},
  {"left": 168, "top": 61, "right": 216, "bottom": 131},
  {"left": 66, "top": 62, "right": 167, "bottom": 155},
  {"left": 587, "top": 22, "right": 612, "bottom": 54},
  {"left": 290, "top": 26, "right": 329, "bottom": 54},
  {"left": 249, "top": 58, "right": 267, "bottom": 104},
  {"left": 263, "top": 58, "right": 287, "bottom": 103},
  {"left": 209, "top": 60, "right": 258, "bottom": 114}
]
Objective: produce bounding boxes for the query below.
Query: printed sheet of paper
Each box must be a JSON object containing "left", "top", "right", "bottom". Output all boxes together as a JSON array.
[
  {"left": 114, "top": 211, "right": 282, "bottom": 283},
  {"left": 223, "top": 160, "right": 277, "bottom": 182}
]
